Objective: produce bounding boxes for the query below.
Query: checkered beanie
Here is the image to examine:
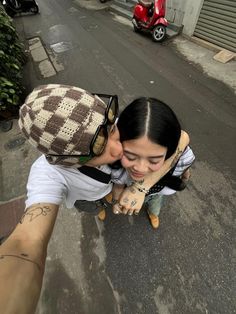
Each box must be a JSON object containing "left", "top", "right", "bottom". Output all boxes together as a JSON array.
[{"left": 19, "top": 84, "right": 107, "bottom": 166}]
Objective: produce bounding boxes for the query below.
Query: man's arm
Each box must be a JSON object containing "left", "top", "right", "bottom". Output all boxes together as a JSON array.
[
  {"left": 112, "top": 184, "right": 125, "bottom": 214},
  {"left": 0, "top": 203, "right": 59, "bottom": 314},
  {"left": 118, "top": 131, "right": 190, "bottom": 214}
]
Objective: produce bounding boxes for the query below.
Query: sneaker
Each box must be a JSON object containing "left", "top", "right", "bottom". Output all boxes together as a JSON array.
[
  {"left": 148, "top": 212, "right": 160, "bottom": 229},
  {"left": 98, "top": 209, "right": 106, "bottom": 221}
]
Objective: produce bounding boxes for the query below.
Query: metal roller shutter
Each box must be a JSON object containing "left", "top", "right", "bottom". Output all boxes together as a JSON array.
[{"left": 194, "top": 0, "right": 236, "bottom": 52}]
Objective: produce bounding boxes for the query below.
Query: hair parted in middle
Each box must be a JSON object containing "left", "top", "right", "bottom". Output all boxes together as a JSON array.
[{"left": 117, "top": 97, "right": 181, "bottom": 159}]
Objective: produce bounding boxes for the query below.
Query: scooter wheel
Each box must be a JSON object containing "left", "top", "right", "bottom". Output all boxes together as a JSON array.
[
  {"left": 152, "top": 24, "right": 166, "bottom": 42},
  {"left": 133, "top": 24, "right": 140, "bottom": 33},
  {"left": 30, "top": 4, "right": 39, "bottom": 14}
]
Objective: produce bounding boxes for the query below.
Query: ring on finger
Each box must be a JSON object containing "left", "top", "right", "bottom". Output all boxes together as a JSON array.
[
  {"left": 128, "top": 211, "right": 133, "bottom": 216},
  {"left": 134, "top": 211, "right": 139, "bottom": 215}
]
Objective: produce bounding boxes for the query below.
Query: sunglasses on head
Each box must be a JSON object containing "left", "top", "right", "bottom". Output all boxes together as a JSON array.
[{"left": 46, "top": 94, "right": 119, "bottom": 165}]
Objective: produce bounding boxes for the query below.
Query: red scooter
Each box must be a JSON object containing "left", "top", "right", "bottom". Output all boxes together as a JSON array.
[{"left": 132, "top": 0, "right": 167, "bottom": 42}]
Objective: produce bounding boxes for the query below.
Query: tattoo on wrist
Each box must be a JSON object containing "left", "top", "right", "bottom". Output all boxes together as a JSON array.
[
  {"left": 20, "top": 205, "right": 51, "bottom": 223},
  {"left": 0, "top": 254, "right": 41, "bottom": 271},
  {"left": 129, "top": 186, "right": 137, "bottom": 194},
  {"left": 131, "top": 183, "right": 149, "bottom": 194}
]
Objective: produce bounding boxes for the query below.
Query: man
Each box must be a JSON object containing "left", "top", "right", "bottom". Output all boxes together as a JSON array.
[{"left": 0, "top": 84, "right": 189, "bottom": 313}]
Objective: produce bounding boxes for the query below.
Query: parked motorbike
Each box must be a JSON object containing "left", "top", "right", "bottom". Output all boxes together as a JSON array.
[
  {"left": 1, "top": 0, "right": 39, "bottom": 17},
  {"left": 132, "top": 0, "right": 167, "bottom": 42}
]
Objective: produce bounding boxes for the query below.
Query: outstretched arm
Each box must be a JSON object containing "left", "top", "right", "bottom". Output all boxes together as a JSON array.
[
  {"left": 0, "top": 203, "right": 59, "bottom": 314},
  {"left": 117, "top": 131, "right": 190, "bottom": 214}
]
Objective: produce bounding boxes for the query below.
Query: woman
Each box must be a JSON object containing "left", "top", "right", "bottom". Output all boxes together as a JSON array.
[{"left": 112, "top": 97, "right": 195, "bottom": 229}]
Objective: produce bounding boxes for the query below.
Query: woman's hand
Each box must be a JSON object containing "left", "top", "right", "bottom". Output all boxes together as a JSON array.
[{"left": 115, "top": 184, "right": 146, "bottom": 215}]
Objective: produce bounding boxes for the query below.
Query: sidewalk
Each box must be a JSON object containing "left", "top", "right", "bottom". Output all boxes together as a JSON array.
[{"left": 173, "top": 36, "right": 236, "bottom": 94}]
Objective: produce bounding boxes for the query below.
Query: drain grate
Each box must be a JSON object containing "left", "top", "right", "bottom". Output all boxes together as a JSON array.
[{"left": 4, "top": 136, "right": 26, "bottom": 151}]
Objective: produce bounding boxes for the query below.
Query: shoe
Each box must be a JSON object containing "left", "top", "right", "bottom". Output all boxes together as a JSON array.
[
  {"left": 98, "top": 209, "right": 106, "bottom": 221},
  {"left": 148, "top": 213, "right": 160, "bottom": 229},
  {"left": 104, "top": 192, "right": 113, "bottom": 204}
]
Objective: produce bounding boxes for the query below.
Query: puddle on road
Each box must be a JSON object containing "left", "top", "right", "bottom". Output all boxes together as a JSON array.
[
  {"left": 50, "top": 41, "right": 73, "bottom": 53},
  {"left": 48, "top": 24, "right": 74, "bottom": 53},
  {"left": 4, "top": 136, "right": 26, "bottom": 151},
  {"left": 68, "top": 6, "right": 79, "bottom": 14}
]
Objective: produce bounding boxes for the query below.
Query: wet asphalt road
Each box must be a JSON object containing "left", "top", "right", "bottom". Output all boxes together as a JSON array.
[{"left": 14, "top": 0, "right": 236, "bottom": 313}]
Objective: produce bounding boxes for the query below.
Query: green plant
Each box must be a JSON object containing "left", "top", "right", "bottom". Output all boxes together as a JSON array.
[{"left": 0, "top": 5, "right": 25, "bottom": 111}]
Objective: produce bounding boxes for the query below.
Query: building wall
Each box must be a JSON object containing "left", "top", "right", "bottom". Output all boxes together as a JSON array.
[
  {"left": 166, "top": 0, "right": 204, "bottom": 36},
  {"left": 182, "top": 0, "right": 204, "bottom": 36},
  {"left": 166, "top": 0, "right": 187, "bottom": 26}
]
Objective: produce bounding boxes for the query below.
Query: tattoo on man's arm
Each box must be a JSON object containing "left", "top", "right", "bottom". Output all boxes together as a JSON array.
[
  {"left": 0, "top": 253, "right": 41, "bottom": 271},
  {"left": 20, "top": 206, "right": 51, "bottom": 224}
]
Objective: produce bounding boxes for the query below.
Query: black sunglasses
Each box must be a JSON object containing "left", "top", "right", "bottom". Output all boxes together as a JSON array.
[{"left": 46, "top": 94, "right": 119, "bottom": 164}]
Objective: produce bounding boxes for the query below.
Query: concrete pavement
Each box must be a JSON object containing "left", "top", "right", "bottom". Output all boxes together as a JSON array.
[{"left": 23, "top": 0, "right": 236, "bottom": 94}]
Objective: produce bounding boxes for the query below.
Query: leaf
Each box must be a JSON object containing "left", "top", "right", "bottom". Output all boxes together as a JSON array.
[
  {"left": 0, "top": 92, "right": 9, "bottom": 98},
  {"left": 11, "top": 63, "right": 19, "bottom": 70},
  {"left": 0, "top": 10, "right": 24, "bottom": 111}
]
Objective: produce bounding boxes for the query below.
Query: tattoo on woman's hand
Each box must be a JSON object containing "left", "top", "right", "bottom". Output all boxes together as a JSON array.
[
  {"left": 131, "top": 200, "right": 137, "bottom": 207},
  {"left": 123, "top": 198, "right": 129, "bottom": 204}
]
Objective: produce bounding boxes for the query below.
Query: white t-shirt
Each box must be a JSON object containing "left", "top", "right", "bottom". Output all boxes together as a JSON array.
[{"left": 26, "top": 155, "right": 116, "bottom": 209}]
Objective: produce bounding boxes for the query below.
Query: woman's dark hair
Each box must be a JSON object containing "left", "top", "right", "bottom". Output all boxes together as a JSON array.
[{"left": 117, "top": 97, "right": 181, "bottom": 159}]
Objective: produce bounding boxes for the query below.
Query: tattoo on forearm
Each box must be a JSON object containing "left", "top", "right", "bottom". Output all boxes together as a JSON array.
[
  {"left": 0, "top": 254, "right": 41, "bottom": 270},
  {"left": 131, "top": 200, "right": 137, "bottom": 207},
  {"left": 20, "top": 206, "right": 51, "bottom": 223}
]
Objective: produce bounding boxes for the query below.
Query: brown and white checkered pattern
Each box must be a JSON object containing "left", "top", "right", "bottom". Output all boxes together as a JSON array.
[{"left": 19, "top": 84, "right": 107, "bottom": 165}]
